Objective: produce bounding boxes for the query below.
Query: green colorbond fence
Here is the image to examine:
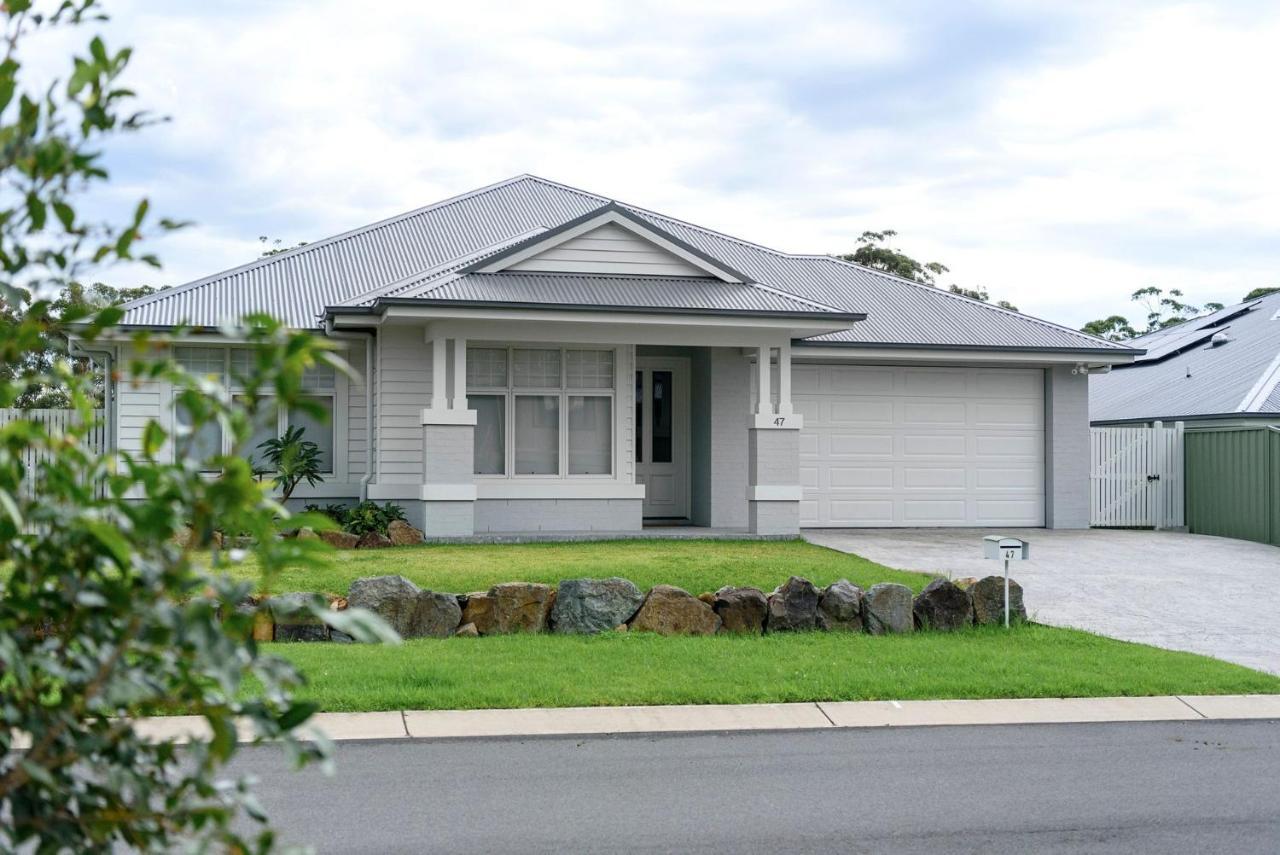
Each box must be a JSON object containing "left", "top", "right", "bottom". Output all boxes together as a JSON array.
[{"left": 1184, "top": 427, "right": 1280, "bottom": 546}]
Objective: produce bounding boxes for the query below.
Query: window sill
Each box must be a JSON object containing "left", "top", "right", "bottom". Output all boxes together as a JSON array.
[{"left": 476, "top": 481, "right": 645, "bottom": 500}]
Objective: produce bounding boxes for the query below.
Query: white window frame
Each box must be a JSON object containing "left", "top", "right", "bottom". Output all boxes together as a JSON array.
[
  {"left": 468, "top": 345, "right": 616, "bottom": 481},
  {"left": 172, "top": 345, "right": 344, "bottom": 477}
]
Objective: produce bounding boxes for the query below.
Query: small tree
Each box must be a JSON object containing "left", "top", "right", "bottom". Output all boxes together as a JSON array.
[
  {"left": 0, "top": 3, "right": 396, "bottom": 850},
  {"left": 257, "top": 424, "right": 325, "bottom": 502}
]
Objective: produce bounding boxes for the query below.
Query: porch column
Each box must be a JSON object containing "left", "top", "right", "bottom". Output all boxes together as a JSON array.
[
  {"left": 451, "top": 337, "right": 467, "bottom": 410},
  {"left": 756, "top": 345, "right": 771, "bottom": 415},
  {"left": 431, "top": 337, "right": 448, "bottom": 411},
  {"left": 420, "top": 334, "right": 477, "bottom": 538},
  {"left": 777, "top": 340, "right": 793, "bottom": 416},
  {"left": 746, "top": 343, "right": 803, "bottom": 535}
]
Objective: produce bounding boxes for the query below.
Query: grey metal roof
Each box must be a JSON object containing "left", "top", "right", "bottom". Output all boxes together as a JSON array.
[
  {"left": 368, "top": 271, "right": 856, "bottom": 318},
  {"left": 120, "top": 174, "right": 1133, "bottom": 354},
  {"left": 1090, "top": 292, "right": 1280, "bottom": 422}
]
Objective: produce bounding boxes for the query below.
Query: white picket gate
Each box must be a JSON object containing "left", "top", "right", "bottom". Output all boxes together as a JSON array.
[
  {"left": 0, "top": 408, "right": 107, "bottom": 499},
  {"left": 1090, "top": 421, "right": 1185, "bottom": 529}
]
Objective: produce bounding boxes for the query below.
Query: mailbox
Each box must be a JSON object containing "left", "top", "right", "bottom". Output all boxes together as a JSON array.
[{"left": 983, "top": 535, "right": 1029, "bottom": 562}]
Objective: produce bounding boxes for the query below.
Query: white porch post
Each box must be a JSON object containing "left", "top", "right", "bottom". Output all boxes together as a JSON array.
[
  {"left": 756, "top": 345, "right": 771, "bottom": 415},
  {"left": 431, "top": 337, "right": 447, "bottom": 410},
  {"left": 451, "top": 337, "right": 467, "bottom": 410},
  {"left": 777, "top": 340, "right": 793, "bottom": 416}
]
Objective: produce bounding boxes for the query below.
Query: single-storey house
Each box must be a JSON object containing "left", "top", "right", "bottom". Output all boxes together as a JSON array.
[
  {"left": 1091, "top": 291, "right": 1280, "bottom": 429},
  {"left": 103, "top": 175, "right": 1138, "bottom": 537}
]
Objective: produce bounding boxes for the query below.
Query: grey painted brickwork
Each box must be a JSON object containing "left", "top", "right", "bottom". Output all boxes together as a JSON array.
[
  {"left": 421, "top": 423, "right": 475, "bottom": 536},
  {"left": 1045, "top": 365, "right": 1090, "bottom": 529},
  {"left": 747, "top": 427, "right": 802, "bottom": 535},
  {"left": 474, "top": 499, "right": 642, "bottom": 533},
  {"left": 748, "top": 428, "right": 800, "bottom": 487},
  {"left": 749, "top": 499, "right": 800, "bottom": 536},
  {"left": 422, "top": 423, "right": 473, "bottom": 482}
]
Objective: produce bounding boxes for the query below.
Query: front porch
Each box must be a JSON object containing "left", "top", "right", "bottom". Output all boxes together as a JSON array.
[{"left": 350, "top": 309, "right": 825, "bottom": 539}]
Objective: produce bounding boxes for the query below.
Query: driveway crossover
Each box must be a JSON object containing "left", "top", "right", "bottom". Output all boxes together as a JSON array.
[{"left": 804, "top": 528, "right": 1280, "bottom": 675}]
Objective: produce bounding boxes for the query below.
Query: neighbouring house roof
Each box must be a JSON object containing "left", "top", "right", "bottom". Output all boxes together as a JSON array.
[
  {"left": 1090, "top": 291, "right": 1280, "bottom": 423},
  {"left": 119, "top": 174, "right": 1132, "bottom": 354}
]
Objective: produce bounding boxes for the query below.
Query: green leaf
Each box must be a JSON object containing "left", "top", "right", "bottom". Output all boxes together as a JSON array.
[
  {"left": 85, "top": 519, "right": 132, "bottom": 566},
  {"left": 277, "top": 701, "right": 319, "bottom": 732}
]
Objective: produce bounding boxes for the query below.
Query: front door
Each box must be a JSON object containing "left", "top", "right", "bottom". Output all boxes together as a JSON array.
[{"left": 636, "top": 358, "right": 689, "bottom": 520}]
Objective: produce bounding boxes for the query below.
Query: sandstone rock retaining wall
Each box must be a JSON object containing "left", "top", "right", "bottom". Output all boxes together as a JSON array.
[{"left": 254, "top": 574, "right": 1026, "bottom": 641}]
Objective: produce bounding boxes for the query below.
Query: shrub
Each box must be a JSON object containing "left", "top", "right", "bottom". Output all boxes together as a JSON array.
[
  {"left": 257, "top": 424, "right": 325, "bottom": 501},
  {"left": 341, "top": 500, "right": 407, "bottom": 537}
]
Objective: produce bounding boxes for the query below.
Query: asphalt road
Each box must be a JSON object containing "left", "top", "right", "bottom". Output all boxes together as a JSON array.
[{"left": 232, "top": 720, "right": 1280, "bottom": 854}]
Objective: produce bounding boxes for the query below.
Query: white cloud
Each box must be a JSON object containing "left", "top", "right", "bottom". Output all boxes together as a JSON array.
[{"left": 70, "top": 0, "right": 1280, "bottom": 329}]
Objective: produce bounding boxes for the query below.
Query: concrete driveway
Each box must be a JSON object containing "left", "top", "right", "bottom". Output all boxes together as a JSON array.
[{"left": 803, "top": 528, "right": 1280, "bottom": 675}]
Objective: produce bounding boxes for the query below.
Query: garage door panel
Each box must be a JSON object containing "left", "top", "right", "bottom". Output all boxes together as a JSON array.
[
  {"left": 831, "top": 467, "right": 894, "bottom": 488},
  {"left": 976, "top": 468, "right": 1040, "bottom": 488},
  {"left": 798, "top": 364, "right": 1044, "bottom": 527},
  {"left": 903, "top": 401, "right": 967, "bottom": 426},
  {"left": 830, "top": 499, "right": 894, "bottom": 524},
  {"left": 903, "top": 499, "right": 968, "bottom": 524},
  {"left": 974, "top": 370, "right": 1040, "bottom": 397},
  {"left": 903, "top": 434, "right": 967, "bottom": 456},
  {"left": 975, "top": 434, "right": 1040, "bottom": 457},
  {"left": 830, "top": 399, "right": 893, "bottom": 425},
  {"left": 829, "top": 433, "right": 894, "bottom": 456},
  {"left": 792, "top": 365, "right": 824, "bottom": 394},
  {"left": 976, "top": 401, "right": 1043, "bottom": 427},
  {"left": 904, "top": 467, "right": 967, "bottom": 488},
  {"left": 974, "top": 499, "right": 1042, "bottom": 525},
  {"left": 903, "top": 368, "right": 969, "bottom": 395}
]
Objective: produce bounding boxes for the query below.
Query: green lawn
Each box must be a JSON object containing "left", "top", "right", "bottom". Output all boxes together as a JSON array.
[
  {"left": 261, "top": 624, "right": 1280, "bottom": 712},
  {"left": 220, "top": 538, "right": 1280, "bottom": 712},
  {"left": 229, "top": 538, "right": 928, "bottom": 597}
]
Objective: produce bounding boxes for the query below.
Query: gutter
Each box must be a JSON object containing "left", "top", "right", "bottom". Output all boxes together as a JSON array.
[
  {"left": 67, "top": 339, "right": 116, "bottom": 453},
  {"left": 792, "top": 339, "right": 1144, "bottom": 357},
  {"left": 324, "top": 299, "right": 867, "bottom": 324},
  {"left": 323, "top": 321, "right": 376, "bottom": 502}
]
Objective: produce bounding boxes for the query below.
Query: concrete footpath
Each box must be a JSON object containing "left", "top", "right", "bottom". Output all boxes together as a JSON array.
[{"left": 112, "top": 694, "right": 1280, "bottom": 744}]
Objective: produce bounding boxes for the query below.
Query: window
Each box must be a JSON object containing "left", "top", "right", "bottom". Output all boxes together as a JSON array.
[
  {"left": 174, "top": 346, "right": 337, "bottom": 475},
  {"left": 174, "top": 346, "right": 225, "bottom": 471},
  {"left": 468, "top": 347, "right": 615, "bottom": 478}
]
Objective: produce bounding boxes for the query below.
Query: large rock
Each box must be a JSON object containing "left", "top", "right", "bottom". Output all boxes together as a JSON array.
[
  {"left": 766, "top": 576, "right": 819, "bottom": 632},
  {"left": 629, "top": 585, "right": 721, "bottom": 635},
  {"left": 347, "top": 575, "right": 461, "bottom": 638},
  {"left": 862, "top": 583, "right": 914, "bottom": 635},
  {"left": 969, "top": 575, "right": 1027, "bottom": 625},
  {"left": 489, "top": 582, "right": 556, "bottom": 634},
  {"left": 912, "top": 578, "right": 973, "bottom": 632},
  {"left": 550, "top": 578, "right": 645, "bottom": 635},
  {"left": 817, "top": 580, "right": 864, "bottom": 632},
  {"left": 713, "top": 586, "right": 768, "bottom": 634},
  {"left": 461, "top": 591, "right": 497, "bottom": 635},
  {"left": 387, "top": 519, "right": 424, "bottom": 546},
  {"left": 268, "top": 592, "right": 330, "bottom": 642},
  {"left": 356, "top": 531, "right": 393, "bottom": 549},
  {"left": 296, "top": 527, "right": 320, "bottom": 541},
  {"left": 319, "top": 529, "right": 360, "bottom": 549}
]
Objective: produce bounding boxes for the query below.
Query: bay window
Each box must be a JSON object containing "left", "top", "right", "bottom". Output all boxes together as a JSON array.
[
  {"left": 174, "top": 346, "right": 336, "bottom": 474},
  {"left": 468, "top": 346, "right": 615, "bottom": 478}
]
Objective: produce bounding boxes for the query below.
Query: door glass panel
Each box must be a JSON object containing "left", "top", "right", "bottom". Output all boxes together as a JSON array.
[
  {"left": 651, "top": 370, "right": 672, "bottom": 463},
  {"left": 634, "top": 371, "right": 643, "bottom": 463}
]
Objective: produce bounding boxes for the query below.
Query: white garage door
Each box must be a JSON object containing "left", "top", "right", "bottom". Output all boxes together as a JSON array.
[{"left": 795, "top": 364, "right": 1045, "bottom": 527}]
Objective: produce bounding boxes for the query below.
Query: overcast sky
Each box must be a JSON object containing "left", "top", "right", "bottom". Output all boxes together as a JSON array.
[{"left": 63, "top": 0, "right": 1280, "bottom": 329}]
